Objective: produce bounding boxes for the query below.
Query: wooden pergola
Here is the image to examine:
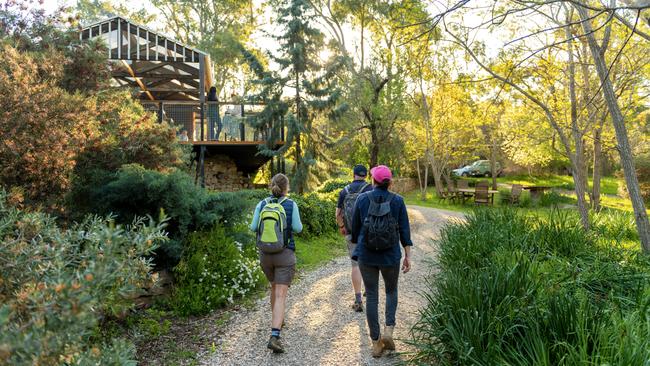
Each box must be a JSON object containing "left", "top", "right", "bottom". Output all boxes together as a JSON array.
[{"left": 79, "top": 16, "right": 213, "bottom": 102}]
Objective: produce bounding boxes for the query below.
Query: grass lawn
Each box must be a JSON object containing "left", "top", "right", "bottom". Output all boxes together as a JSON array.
[{"left": 295, "top": 232, "right": 347, "bottom": 271}]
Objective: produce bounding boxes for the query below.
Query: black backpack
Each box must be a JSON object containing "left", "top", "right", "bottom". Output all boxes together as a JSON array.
[
  {"left": 363, "top": 193, "right": 399, "bottom": 251},
  {"left": 342, "top": 183, "right": 370, "bottom": 233}
]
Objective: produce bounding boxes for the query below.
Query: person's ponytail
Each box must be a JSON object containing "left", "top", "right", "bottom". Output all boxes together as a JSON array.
[{"left": 270, "top": 173, "right": 289, "bottom": 198}]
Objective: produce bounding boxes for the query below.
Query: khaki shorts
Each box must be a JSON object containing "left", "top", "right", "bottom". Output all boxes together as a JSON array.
[
  {"left": 259, "top": 248, "right": 296, "bottom": 285},
  {"left": 345, "top": 235, "right": 358, "bottom": 267}
]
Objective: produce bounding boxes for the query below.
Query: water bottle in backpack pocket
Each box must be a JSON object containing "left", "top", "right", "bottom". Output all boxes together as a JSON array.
[
  {"left": 364, "top": 194, "right": 400, "bottom": 251},
  {"left": 256, "top": 197, "right": 287, "bottom": 254}
]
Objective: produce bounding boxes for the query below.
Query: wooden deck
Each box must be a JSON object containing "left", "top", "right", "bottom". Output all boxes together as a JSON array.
[{"left": 181, "top": 140, "right": 285, "bottom": 146}]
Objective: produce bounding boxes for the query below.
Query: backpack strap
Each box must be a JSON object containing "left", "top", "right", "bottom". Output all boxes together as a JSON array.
[
  {"left": 277, "top": 196, "right": 288, "bottom": 205},
  {"left": 344, "top": 185, "right": 350, "bottom": 194}
]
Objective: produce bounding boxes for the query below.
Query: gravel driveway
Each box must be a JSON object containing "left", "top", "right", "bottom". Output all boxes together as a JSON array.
[{"left": 198, "top": 206, "right": 464, "bottom": 365}]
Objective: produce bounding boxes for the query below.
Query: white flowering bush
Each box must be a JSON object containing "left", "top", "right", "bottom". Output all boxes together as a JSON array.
[{"left": 172, "top": 225, "right": 264, "bottom": 316}]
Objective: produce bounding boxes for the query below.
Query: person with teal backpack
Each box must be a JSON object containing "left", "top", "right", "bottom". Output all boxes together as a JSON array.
[{"left": 249, "top": 173, "right": 302, "bottom": 354}]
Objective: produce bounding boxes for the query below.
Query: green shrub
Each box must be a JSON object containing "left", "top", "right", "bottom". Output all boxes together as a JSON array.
[
  {"left": 318, "top": 178, "right": 349, "bottom": 193},
  {"left": 69, "top": 164, "right": 267, "bottom": 267},
  {"left": 411, "top": 209, "right": 650, "bottom": 365},
  {"left": 0, "top": 191, "right": 167, "bottom": 365},
  {"left": 171, "top": 225, "right": 264, "bottom": 316},
  {"left": 292, "top": 192, "right": 338, "bottom": 237}
]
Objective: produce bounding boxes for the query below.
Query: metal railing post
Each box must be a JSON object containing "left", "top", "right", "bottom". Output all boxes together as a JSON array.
[{"left": 158, "top": 102, "right": 163, "bottom": 123}]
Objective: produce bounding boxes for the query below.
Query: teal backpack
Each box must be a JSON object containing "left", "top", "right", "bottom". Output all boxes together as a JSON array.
[{"left": 256, "top": 197, "right": 288, "bottom": 254}]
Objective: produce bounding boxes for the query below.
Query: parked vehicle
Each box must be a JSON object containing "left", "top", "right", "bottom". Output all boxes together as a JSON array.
[{"left": 452, "top": 160, "right": 502, "bottom": 177}]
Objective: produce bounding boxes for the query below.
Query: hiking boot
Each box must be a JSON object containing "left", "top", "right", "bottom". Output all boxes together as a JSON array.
[
  {"left": 382, "top": 325, "right": 395, "bottom": 350},
  {"left": 267, "top": 335, "right": 285, "bottom": 354},
  {"left": 371, "top": 338, "right": 384, "bottom": 358},
  {"left": 352, "top": 301, "right": 364, "bottom": 313}
]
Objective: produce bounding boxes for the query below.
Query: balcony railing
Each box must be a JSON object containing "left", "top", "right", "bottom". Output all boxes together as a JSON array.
[{"left": 141, "top": 101, "right": 283, "bottom": 144}]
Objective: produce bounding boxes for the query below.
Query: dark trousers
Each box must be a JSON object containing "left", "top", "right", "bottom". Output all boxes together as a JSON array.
[{"left": 358, "top": 263, "right": 400, "bottom": 341}]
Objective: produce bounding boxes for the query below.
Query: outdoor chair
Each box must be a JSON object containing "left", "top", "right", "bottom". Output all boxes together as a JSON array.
[
  {"left": 440, "top": 182, "right": 458, "bottom": 204},
  {"left": 456, "top": 179, "right": 471, "bottom": 203},
  {"left": 510, "top": 184, "right": 523, "bottom": 205},
  {"left": 474, "top": 181, "right": 491, "bottom": 206}
]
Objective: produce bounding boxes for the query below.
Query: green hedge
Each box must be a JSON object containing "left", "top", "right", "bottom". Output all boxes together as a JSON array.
[
  {"left": 292, "top": 192, "right": 338, "bottom": 237},
  {"left": 411, "top": 209, "right": 650, "bottom": 365},
  {"left": 68, "top": 164, "right": 267, "bottom": 267}
]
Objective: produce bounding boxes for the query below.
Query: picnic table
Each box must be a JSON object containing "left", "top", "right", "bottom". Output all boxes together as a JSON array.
[
  {"left": 523, "top": 186, "right": 551, "bottom": 200},
  {"left": 458, "top": 188, "right": 499, "bottom": 204}
]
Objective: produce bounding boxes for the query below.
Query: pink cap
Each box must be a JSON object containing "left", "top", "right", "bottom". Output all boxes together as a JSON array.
[{"left": 370, "top": 165, "right": 392, "bottom": 183}]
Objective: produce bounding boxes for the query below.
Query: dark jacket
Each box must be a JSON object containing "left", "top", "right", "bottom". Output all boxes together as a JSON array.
[
  {"left": 351, "top": 187, "right": 413, "bottom": 266},
  {"left": 337, "top": 179, "right": 373, "bottom": 209}
]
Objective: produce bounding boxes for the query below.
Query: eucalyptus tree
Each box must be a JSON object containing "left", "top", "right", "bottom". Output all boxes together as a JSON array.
[
  {"left": 414, "top": 0, "right": 650, "bottom": 250},
  {"left": 149, "top": 0, "right": 257, "bottom": 96},
  {"left": 309, "top": 0, "right": 430, "bottom": 168}
]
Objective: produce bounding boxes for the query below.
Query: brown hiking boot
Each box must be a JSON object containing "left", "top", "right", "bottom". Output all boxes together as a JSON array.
[
  {"left": 371, "top": 338, "right": 384, "bottom": 358},
  {"left": 382, "top": 325, "right": 395, "bottom": 350},
  {"left": 352, "top": 301, "right": 364, "bottom": 313},
  {"left": 267, "top": 335, "right": 285, "bottom": 353}
]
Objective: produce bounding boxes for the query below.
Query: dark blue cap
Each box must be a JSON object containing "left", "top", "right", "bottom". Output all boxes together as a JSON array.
[{"left": 353, "top": 164, "right": 367, "bottom": 177}]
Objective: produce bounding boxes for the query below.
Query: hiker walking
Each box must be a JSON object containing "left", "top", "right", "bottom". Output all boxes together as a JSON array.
[
  {"left": 336, "top": 164, "right": 373, "bottom": 312},
  {"left": 250, "top": 173, "right": 303, "bottom": 354},
  {"left": 350, "top": 165, "right": 413, "bottom": 358}
]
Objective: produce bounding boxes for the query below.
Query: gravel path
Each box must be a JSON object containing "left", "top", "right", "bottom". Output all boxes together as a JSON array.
[{"left": 198, "top": 206, "right": 464, "bottom": 366}]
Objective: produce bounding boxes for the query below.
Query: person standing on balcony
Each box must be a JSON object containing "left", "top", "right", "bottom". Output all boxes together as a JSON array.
[
  {"left": 223, "top": 93, "right": 241, "bottom": 141},
  {"left": 207, "top": 87, "right": 221, "bottom": 140}
]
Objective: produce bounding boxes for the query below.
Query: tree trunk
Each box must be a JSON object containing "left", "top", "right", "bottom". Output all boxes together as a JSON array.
[
  {"left": 416, "top": 157, "right": 429, "bottom": 200},
  {"left": 580, "top": 38, "right": 602, "bottom": 211},
  {"left": 369, "top": 121, "right": 379, "bottom": 168},
  {"left": 576, "top": 4, "right": 650, "bottom": 252},
  {"left": 592, "top": 128, "right": 603, "bottom": 211},
  {"left": 295, "top": 70, "right": 303, "bottom": 194},
  {"left": 490, "top": 142, "right": 498, "bottom": 190},
  {"left": 566, "top": 22, "right": 591, "bottom": 230}
]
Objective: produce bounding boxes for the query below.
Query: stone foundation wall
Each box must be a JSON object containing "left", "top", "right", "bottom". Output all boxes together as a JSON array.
[
  {"left": 391, "top": 178, "right": 418, "bottom": 194},
  {"left": 204, "top": 155, "right": 252, "bottom": 191}
]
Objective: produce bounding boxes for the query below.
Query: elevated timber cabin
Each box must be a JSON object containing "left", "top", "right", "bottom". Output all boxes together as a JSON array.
[{"left": 80, "top": 17, "right": 283, "bottom": 189}]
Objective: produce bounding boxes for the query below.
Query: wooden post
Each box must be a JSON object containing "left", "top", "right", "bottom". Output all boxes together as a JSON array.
[
  {"left": 117, "top": 19, "right": 122, "bottom": 59},
  {"left": 199, "top": 56, "right": 206, "bottom": 141},
  {"left": 189, "top": 112, "right": 195, "bottom": 141},
  {"left": 199, "top": 145, "right": 206, "bottom": 188},
  {"left": 158, "top": 102, "right": 163, "bottom": 123}
]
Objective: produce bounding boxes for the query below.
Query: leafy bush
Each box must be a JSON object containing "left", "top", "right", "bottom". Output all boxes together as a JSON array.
[
  {"left": 0, "top": 45, "right": 98, "bottom": 206},
  {"left": 69, "top": 165, "right": 267, "bottom": 267},
  {"left": 292, "top": 192, "right": 338, "bottom": 237},
  {"left": 411, "top": 209, "right": 650, "bottom": 365},
  {"left": 171, "top": 225, "right": 264, "bottom": 316},
  {"left": 0, "top": 191, "right": 167, "bottom": 365},
  {"left": 318, "top": 178, "right": 349, "bottom": 193}
]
